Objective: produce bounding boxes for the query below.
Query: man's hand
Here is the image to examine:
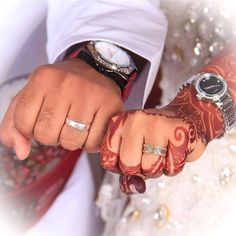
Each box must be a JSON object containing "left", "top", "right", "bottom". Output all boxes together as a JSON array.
[
  {"left": 100, "top": 86, "right": 224, "bottom": 194},
  {"left": 0, "top": 59, "right": 123, "bottom": 159}
]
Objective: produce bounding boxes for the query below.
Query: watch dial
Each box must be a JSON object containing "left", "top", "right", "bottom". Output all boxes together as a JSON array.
[
  {"left": 95, "top": 41, "right": 130, "bottom": 67},
  {"left": 199, "top": 75, "right": 224, "bottom": 95}
]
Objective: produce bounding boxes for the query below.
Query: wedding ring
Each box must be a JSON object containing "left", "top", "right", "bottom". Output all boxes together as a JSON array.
[
  {"left": 66, "top": 118, "right": 90, "bottom": 131},
  {"left": 143, "top": 144, "right": 167, "bottom": 157}
]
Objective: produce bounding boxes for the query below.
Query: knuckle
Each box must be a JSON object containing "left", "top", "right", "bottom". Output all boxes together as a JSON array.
[
  {"left": 16, "top": 96, "right": 28, "bottom": 109},
  {"left": 153, "top": 117, "right": 162, "bottom": 131},
  {"left": 132, "top": 110, "right": 144, "bottom": 122},
  {"left": 59, "top": 136, "right": 81, "bottom": 151},
  {"left": 14, "top": 116, "right": 31, "bottom": 136},
  {"left": 34, "top": 133, "right": 56, "bottom": 146},
  {"left": 119, "top": 168, "right": 133, "bottom": 176},
  {"left": 84, "top": 140, "right": 100, "bottom": 152},
  {"left": 32, "top": 65, "right": 53, "bottom": 79},
  {"left": 100, "top": 158, "right": 119, "bottom": 173},
  {"left": 110, "top": 112, "right": 123, "bottom": 123},
  {"left": 113, "top": 97, "right": 123, "bottom": 111},
  {"left": 60, "top": 141, "right": 81, "bottom": 151},
  {"left": 37, "top": 108, "right": 55, "bottom": 125},
  {"left": 125, "top": 111, "right": 144, "bottom": 130},
  {"left": 100, "top": 160, "right": 109, "bottom": 169},
  {"left": 105, "top": 94, "right": 123, "bottom": 109},
  {"left": 119, "top": 162, "right": 139, "bottom": 176},
  {"left": 62, "top": 74, "right": 74, "bottom": 85},
  {"left": 101, "top": 161, "right": 114, "bottom": 171}
]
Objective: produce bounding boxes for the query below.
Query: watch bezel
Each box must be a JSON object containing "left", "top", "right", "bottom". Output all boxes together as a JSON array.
[
  {"left": 194, "top": 73, "right": 228, "bottom": 102},
  {"left": 87, "top": 41, "right": 136, "bottom": 75}
]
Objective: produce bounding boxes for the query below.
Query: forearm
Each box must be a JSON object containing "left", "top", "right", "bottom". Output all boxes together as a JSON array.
[
  {"left": 170, "top": 39, "right": 236, "bottom": 142},
  {"left": 201, "top": 38, "right": 236, "bottom": 102}
]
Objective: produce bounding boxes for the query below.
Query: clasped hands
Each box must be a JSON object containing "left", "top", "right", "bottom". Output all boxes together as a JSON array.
[
  {"left": 0, "top": 58, "right": 224, "bottom": 194},
  {"left": 100, "top": 86, "right": 224, "bottom": 194}
]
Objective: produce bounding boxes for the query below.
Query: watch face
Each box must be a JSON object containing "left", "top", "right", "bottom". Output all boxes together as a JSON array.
[
  {"left": 197, "top": 73, "right": 227, "bottom": 98},
  {"left": 95, "top": 41, "right": 130, "bottom": 67}
]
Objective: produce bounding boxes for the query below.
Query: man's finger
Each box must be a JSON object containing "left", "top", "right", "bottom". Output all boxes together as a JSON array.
[
  {"left": 84, "top": 101, "right": 123, "bottom": 152},
  {"left": 0, "top": 95, "right": 31, "bottom": 160},
  {"left": 14, "top": 83, "right": 45, "bottom": 138},
  {"left": 33, "top": 92, "right": 69, "bottom": 145},
  {"left": 59, "top": 102, "right": 94, "bottom": 150}
]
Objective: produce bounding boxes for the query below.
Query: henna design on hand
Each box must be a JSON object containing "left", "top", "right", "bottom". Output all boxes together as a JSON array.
[
  {"left": 164, "top": 126, "right": 189, "bottom": 176},
  {"left": 166, "top": 87, "right": 224, "bottom": 142},
  {"left": 142, "top": 110, "right": 191, "bottom": 176},
  {"left": 119, "top": 161, "right": 140, "bottom": 175},
  {"left": 141, "top": 156, "right": 165, "bottom": 178}
]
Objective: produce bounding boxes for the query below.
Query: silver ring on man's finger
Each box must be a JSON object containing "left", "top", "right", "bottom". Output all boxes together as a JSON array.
[{"left": 66, "top": 117, "right": 90, "bottom": 131}]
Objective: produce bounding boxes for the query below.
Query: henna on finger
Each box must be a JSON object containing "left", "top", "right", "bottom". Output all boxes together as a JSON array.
[
  {"left": 141, "top": 156, "right": 165, "bottom": 178},
  {"left": 119, "top": 175, "right": 146, "bottom": 194},
  {"left": 164, "top": 126, "right": 189, "bottom": 176},
  {"left": 119, "top": 161, "right": 141, "bottom": 176},
  {"left": 100, "top": 112, "right": 131, "bottom": 173}
]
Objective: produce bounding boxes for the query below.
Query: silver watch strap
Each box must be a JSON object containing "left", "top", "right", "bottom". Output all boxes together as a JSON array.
[
  {"left": 178, "top": 74, "right": 199, "bottom": 93},
  {"left": 217, "top": 92, "right": 236, "bottom": 132}
]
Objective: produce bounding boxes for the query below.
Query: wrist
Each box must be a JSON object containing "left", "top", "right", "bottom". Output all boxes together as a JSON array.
[
  {"left": 64, "top": 41, "right": 139, "bottom": 99},
  {"left": 65, "top": 58, "right": 122, "bottom": 97},
  {"left": 173, "top": 86, "right": 224, "bottom": 142}
]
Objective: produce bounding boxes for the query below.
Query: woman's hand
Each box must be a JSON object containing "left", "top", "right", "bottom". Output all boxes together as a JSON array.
[{"left": 100, "top": 85, "right": 224, "bottom": 194}]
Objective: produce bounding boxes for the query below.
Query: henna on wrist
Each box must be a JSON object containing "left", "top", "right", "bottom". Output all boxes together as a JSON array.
[
  {"left": 167, "top": 86, "right": 224, "bottom": 142},
  {"left": 202, "top": 39, "right": 236, "bottom": 103}
]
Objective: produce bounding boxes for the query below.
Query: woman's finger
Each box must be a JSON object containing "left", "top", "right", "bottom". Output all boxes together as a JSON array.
[{"left": 100, "top": 113, "right": 123, "bottom": 173}]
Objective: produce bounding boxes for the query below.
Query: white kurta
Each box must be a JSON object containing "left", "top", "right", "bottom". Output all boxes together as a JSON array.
[{"left": 0, "top": 1, "right": 167, "bottom": 235}]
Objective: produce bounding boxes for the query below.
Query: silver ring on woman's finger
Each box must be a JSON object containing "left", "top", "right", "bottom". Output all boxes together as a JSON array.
[
  {"left": 143, "top": 144, "right": 167, "bottom": 157},
  {"left": 66, "top": 117, "right": 90, "bottom": 131}
]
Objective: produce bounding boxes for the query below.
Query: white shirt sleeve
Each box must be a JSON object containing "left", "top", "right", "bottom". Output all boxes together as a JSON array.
[{"left": 46, "top": 0, "right": 168, "bottom": 105}]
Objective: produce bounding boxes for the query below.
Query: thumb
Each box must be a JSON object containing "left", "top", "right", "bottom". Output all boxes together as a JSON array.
[
  {"left": 186, "top": 139, "right": 206, "bottom": 162},
  {"left": 13, "top": 130, "right": 31, "bottom": 160},
  {"left": 119, "top": 175, "right": 146, "bottom": 194},
  {"left": 0, "top": 95, "right": 31, "bottom": 160}
]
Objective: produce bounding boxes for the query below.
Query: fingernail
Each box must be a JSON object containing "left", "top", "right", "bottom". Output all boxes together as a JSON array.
[
  {"left": 119, "top": 175, "right": 146, "bottom": 194},
  {"left": 13, "top": 145, "right": 21, "bottom": 159},
  {"left": 13, "top": 144, "right": 26, "bottom": 160},
  {"left": 13, "top": 145, "right": 19, "bottom": 159}
]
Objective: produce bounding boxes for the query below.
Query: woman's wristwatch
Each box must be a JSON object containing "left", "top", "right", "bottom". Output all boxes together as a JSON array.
[
  {"left": 70, "top": 41, "right": 138, "bottom": 95},
  {"left": 179, "top": 72, "right": 236, "bottom": 136}
]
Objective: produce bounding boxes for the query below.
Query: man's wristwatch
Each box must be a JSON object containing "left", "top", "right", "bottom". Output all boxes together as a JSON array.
[
  {"left": 179, "top": 72, "right": 236, "bottom": 135},
  {"left": 75, "top": 41, "right": 138, "bottom": 93}
]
